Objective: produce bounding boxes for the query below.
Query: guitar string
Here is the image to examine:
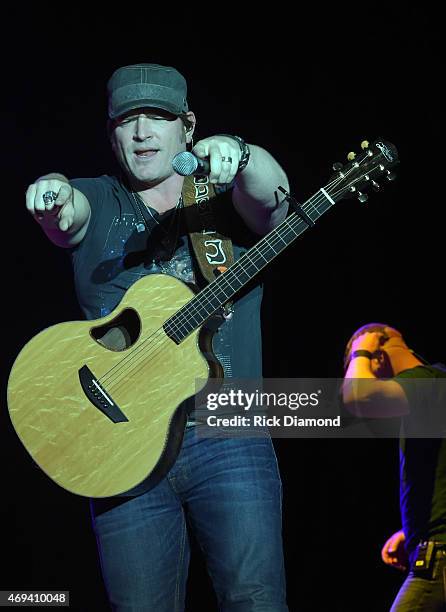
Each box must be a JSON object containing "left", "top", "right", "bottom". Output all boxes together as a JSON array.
[
  {"left": 97, "top": 158, "right": 377, "bottom": 391},
  {"left": 98, "top": 159, "right": 375, "bottom": 392},
  {"left": 98, "top": 170, "right": 372, "bottom": 394}
]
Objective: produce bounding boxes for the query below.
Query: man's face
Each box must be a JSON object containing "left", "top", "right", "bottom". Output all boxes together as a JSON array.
[{"left": 110, "top": 107, "right": 190, "bottom": 187}]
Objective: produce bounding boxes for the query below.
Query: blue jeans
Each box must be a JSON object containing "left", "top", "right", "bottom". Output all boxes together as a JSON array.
[
  {"left": 391, "top": 549, "right": 446, "bottom": 611},
  {"left": 90, "top": 427, "right": 288, "bottom": 611}
]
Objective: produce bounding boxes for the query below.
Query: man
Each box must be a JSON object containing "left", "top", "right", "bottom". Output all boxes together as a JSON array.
[
  {"left": 25, "top": 64, "right": 290, "bottom": 611},
  {"left": 343, "top": 323, "right": 446, "bottom": 611}
]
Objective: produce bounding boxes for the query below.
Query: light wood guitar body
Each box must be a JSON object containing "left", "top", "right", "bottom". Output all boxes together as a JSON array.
[{"left": 8, "top": 274, "right": 209, "bottom": 497}]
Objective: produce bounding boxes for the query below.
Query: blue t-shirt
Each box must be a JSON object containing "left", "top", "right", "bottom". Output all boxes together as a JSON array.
[{"left": 70, "top": 174, "right": 263, "bottom": 380}]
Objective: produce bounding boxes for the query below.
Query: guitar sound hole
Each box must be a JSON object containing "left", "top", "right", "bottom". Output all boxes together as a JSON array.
[{"left": 90, "top": 308, "right": 141, "bottom": 351}]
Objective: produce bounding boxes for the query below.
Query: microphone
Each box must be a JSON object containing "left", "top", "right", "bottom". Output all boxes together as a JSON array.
[{"left": 172, "top": 151, "right": 210, "bottom": 176}]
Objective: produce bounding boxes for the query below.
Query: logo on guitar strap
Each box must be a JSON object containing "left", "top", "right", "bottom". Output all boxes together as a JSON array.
[{"left": 204, "top": 239, "right": 227, "bottom": 265}]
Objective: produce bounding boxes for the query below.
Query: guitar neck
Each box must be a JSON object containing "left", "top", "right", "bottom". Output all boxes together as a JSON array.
[{"left": 164, "top": 188, "right": 335, "bottom": 343}]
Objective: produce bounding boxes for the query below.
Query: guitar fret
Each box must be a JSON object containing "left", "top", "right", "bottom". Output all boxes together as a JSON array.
[
  {"left": 251, "top": 249, "right": 268, "bottom": 264},
  {"left": 271, "top": 232, "right": 288, "bottom": 245},
  {"left": 320, "top": 188, "right": 335, "bottom": 205},
  {"left": 242, "top": 254, "right": 261, "bottom": 271}
]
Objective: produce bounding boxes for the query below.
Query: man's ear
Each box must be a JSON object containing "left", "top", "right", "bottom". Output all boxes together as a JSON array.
[{"left": 184, "top": 111, "right": 196, "bottom": 144}]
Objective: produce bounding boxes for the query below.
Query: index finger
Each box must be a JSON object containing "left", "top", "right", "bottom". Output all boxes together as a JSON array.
[
  {"left": 192, "top": 140, "right": 210, "bottom": 160},
  {"left": 54, "top": 183, "right": 73, "bottom": 207}
]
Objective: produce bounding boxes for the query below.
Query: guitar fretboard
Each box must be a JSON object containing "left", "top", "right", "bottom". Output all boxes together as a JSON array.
[{"left": 163, "top": 189, "right": 335, "bottom": 344}]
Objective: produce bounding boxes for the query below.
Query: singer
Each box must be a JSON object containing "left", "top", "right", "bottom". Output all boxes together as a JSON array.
[{"left": 25, "top": 63, "right": 290, "bottom": 611}]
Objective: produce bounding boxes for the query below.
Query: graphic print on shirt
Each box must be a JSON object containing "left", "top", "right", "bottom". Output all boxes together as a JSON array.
[{"left": 97, "top": 212, "right": 196, "bottom": 317}]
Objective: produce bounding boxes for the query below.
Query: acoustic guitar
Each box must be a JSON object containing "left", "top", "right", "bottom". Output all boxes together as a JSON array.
[{"left": 7, "top": 139, "right": 398, "bottom": 497}]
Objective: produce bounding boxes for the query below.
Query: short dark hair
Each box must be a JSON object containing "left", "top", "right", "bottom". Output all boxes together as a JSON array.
[{"left": 343, "top": 322, "right": 394, "bottom": 371}]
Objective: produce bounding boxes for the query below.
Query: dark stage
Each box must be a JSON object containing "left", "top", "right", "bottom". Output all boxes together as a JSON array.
[{"left": 1, "top": 6, "right": 441, "bottom": 611}]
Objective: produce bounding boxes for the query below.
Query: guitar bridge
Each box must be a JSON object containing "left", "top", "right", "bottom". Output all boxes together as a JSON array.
[{"left": 79, "top": 365, "right": 129, "bottom": 423}]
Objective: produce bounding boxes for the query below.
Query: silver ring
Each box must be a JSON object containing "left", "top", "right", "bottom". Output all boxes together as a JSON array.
[
  {"left": 42, "top": 190, "right": 58, "bottom": 205},
  {"left": 221, "top": 156, "right": 233, "bottom": 163}
]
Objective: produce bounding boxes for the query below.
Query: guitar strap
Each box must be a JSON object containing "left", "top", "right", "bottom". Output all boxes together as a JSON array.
[{"left": 182, "top": 176, "right": 235, "bottom": 304}]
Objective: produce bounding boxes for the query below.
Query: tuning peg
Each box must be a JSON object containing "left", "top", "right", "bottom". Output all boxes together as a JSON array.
[
  {"left": 358, "top": 192, "right": 368, "bottom": 203},
  {"left": 332, "top": 162, "right": 343, "bottom": 171},
  {"left": 371, "top": 180, "right": 381, "bottom": 191},
  {"left": 386, "top": 170, "right": 396, "bottom": 181},
  {"left": 347, "top": 152, "right": 356, "bottom": 161},
  {"left": 361, "top": 140, "right": 370, "bottom": 150}
]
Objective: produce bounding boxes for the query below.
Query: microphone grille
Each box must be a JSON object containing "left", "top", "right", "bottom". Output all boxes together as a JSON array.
[{"left": 172, "top": 152, "right": 197, "bottom": 176}]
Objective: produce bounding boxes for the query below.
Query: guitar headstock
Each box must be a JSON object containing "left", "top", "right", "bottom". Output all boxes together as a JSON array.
[{"left": 328, "top": 139, "right": 399, "bottom": 204}]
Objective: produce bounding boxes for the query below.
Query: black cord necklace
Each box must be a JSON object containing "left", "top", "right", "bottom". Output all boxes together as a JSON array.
[{"left": 130, "top": 190, "right": 184, "bottom": 259}]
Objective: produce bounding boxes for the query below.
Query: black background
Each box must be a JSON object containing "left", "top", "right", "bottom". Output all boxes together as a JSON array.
[{"left": 1, "top": 5, "right": 442, "bottom": 611}]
